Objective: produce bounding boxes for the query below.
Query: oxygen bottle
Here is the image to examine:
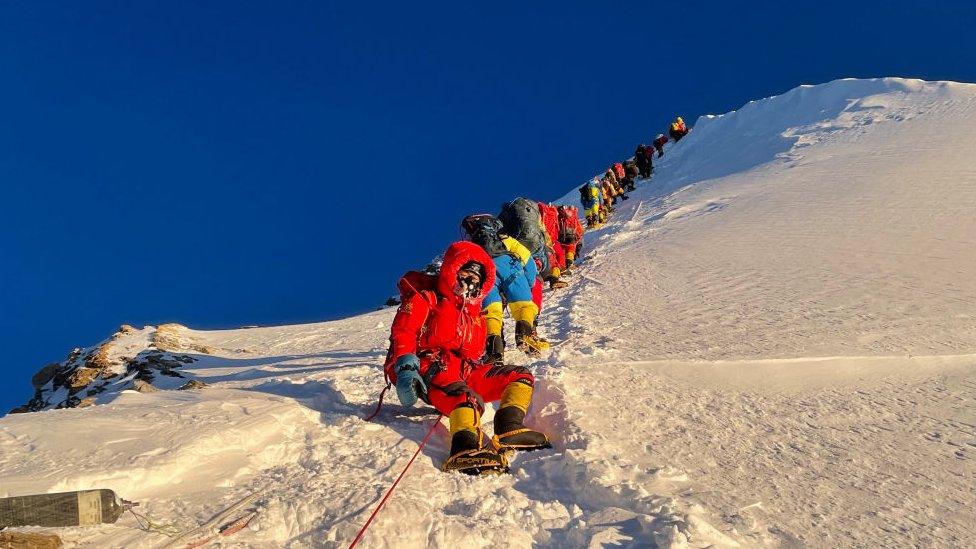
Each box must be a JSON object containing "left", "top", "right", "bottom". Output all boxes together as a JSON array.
[{"left": 0, "top": 489, "right": 126, "bottom": 528}]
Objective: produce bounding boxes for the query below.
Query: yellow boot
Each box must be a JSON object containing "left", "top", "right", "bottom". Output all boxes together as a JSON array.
[{"left": 514, "top": 320, "right": 550, "bottom": 356}]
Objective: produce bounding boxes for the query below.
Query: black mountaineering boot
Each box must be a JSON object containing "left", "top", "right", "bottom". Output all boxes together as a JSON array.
[
  {"left": 492, "top": 400, "right": 551, "bottom": 452},
  {"left": 484, "top": 334, "right": 505, "bottom": 365},
  {"left": 491, "top": 381, "right": 552, "bottom": 452},
  {"left": 442, "top": 405, "right": 508, "bottom": 475},
  {"left": 443, "top": 431, "right": 508, "bottom": 475}
]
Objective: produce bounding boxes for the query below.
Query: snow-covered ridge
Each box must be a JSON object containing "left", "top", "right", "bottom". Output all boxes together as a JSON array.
[
  {"left": 671, "top": 78, "right": 956, "bottom": 184},
  {"left": 564, "top": 77, "right": 970, "bottom": 203},
  {"left": 3, "top": 78, "right": 975, "bottom": 548}
]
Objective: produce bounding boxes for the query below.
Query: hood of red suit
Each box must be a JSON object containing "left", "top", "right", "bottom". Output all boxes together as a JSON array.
[{"left": 437, "top": 241, "right": 497, "bottom": 303}]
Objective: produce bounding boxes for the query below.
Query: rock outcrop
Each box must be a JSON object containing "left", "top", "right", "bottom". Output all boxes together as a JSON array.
[{"left": 10, "top": 324, "right": 202, "bottom": 413}]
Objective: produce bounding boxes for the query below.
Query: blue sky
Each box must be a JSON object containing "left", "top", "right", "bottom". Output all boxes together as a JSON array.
[{"left": 2, "top": 1, "right": 975, "bottom": 412}]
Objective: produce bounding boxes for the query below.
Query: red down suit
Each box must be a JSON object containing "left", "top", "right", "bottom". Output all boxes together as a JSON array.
[
  {"left": 385, "top": 241, "right": 534, "bottom": 415},
  {"left": 538, "top": 202, "right": 567, "bottom": 272}
]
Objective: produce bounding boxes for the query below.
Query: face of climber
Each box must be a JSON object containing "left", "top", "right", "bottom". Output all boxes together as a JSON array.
[{"left": 455, "top": 265, "right": 483, "bottom": 298}]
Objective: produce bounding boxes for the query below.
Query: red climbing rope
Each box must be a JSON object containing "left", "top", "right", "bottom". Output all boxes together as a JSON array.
[
  {"left": 364, "top": 382, "right": 392, "bottom": 422},
  {"left": 347, "top": 416, "right": 441, "bottom": 549}
]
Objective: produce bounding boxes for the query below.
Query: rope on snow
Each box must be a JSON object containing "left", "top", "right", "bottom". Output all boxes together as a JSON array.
[{"left": 347, "top": 416, "right": 441, "bottom": 549}]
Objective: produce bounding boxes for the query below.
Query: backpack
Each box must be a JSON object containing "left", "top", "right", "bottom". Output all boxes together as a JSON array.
[
  {"left": 384, "top": 270, "right": 439, "bottom": 377},
  {"left": 498, "top": 198, "right": 546, "bottom": 257},
  {"left": 537, "top": 202, "right": 560, "bottom": 241},
  {"left": 397, "top": 270, "right": 438, "bottom": 304},
  {"left": 614, "top": 163, "right": 625, "bottom": 179},
  {"left": 557, "top": 207, "right": 579, "bottom": 244},
  {"left": 460, "top": 214, "right": 507, "bottom": 257}
]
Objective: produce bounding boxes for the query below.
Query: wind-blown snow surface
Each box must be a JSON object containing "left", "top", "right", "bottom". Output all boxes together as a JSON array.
[{"left": 3, "top": 78, "right": 976, "bottom": 547}]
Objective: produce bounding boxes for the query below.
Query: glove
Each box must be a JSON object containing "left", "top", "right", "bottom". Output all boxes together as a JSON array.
[{"left": 394, "top": 354, "right": 426, "bottom": 407}]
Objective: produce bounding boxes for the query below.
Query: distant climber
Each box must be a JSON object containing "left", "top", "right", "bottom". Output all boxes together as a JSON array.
[
  {"left": 605, "top": 168, "right": 627, "bottom": 201},
  {"left": 384, "top": 240, "right": 551, "bottom": 475},
  {"left": 613, "top": 162, "right": 627, "bottom": 183},
  {"left": 556, "top": 205, "right": 584, "bottom": 274},
  {"left": 600, "top": 177, "right": 615, "bottom": 219},
  {"left": 653, "top": 133, "right": 668, "bottom": 157},
  {"left": 602, "top": 170, "right": 626, "bottom": 217},
  {"left": 669, "top": 117, "right": 689, "bottom": 142},
  {"left": 579, "top": 177, "right": 602, "bottom": 228},
  {"left": 622, "top": 160, "right": 638, "bottom": 192},
  {"left": 634, "top": 144, "right": 652, "bottom": 178},
  {"left": 537, "top": 202, "right": 569, "bottom": 290}
]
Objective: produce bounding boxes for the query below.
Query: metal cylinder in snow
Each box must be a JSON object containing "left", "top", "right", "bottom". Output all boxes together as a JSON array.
[{"left": 0, "top": 489, "right": 124, "bottom": 528}]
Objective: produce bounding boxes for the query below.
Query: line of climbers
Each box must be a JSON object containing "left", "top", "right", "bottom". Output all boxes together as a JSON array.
[
  {"left": 378, "top": 116, "right": 689, "bottom": 475},
  {"left": 582, "top": 116, "right": 690, "bottom": 228}
]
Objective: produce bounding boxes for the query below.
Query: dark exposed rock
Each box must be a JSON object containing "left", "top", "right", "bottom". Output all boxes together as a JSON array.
[
  {"left": 132, "top": 379, "right": 157, "bottom": 393},
  {"left": 15, "top": 326, "right": 198, "bottom": 413},
  {"left": 0, "top": 531, "right": 63, "bottom": 548},
  {"left": 31, "top": 363, "right": 61, "bottom": 390},
  {"left": 67, "top": 367, "right": 100, "bottom": 390}
]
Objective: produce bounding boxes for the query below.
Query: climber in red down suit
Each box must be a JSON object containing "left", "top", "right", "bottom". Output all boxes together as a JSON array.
[{"left": 384, "top": 241, "right": 551, "bottom": 474}]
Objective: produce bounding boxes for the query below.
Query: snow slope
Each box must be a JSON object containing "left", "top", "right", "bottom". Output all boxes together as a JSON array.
[{"left": 2, "top": 77, "right": 975, "bottom": 548}]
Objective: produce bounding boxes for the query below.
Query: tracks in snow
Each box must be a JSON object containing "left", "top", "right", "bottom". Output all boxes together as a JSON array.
[{"left": 509, "top": 263, "right": 745, "bottom": 548}]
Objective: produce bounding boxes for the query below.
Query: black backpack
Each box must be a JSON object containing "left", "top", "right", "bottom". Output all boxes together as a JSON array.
[
  {"left": 460, "top": 214, "right": 508, "bottom": 257},
  {"left": 498, "top": 198, "right": 545, "bottom": 257}
]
